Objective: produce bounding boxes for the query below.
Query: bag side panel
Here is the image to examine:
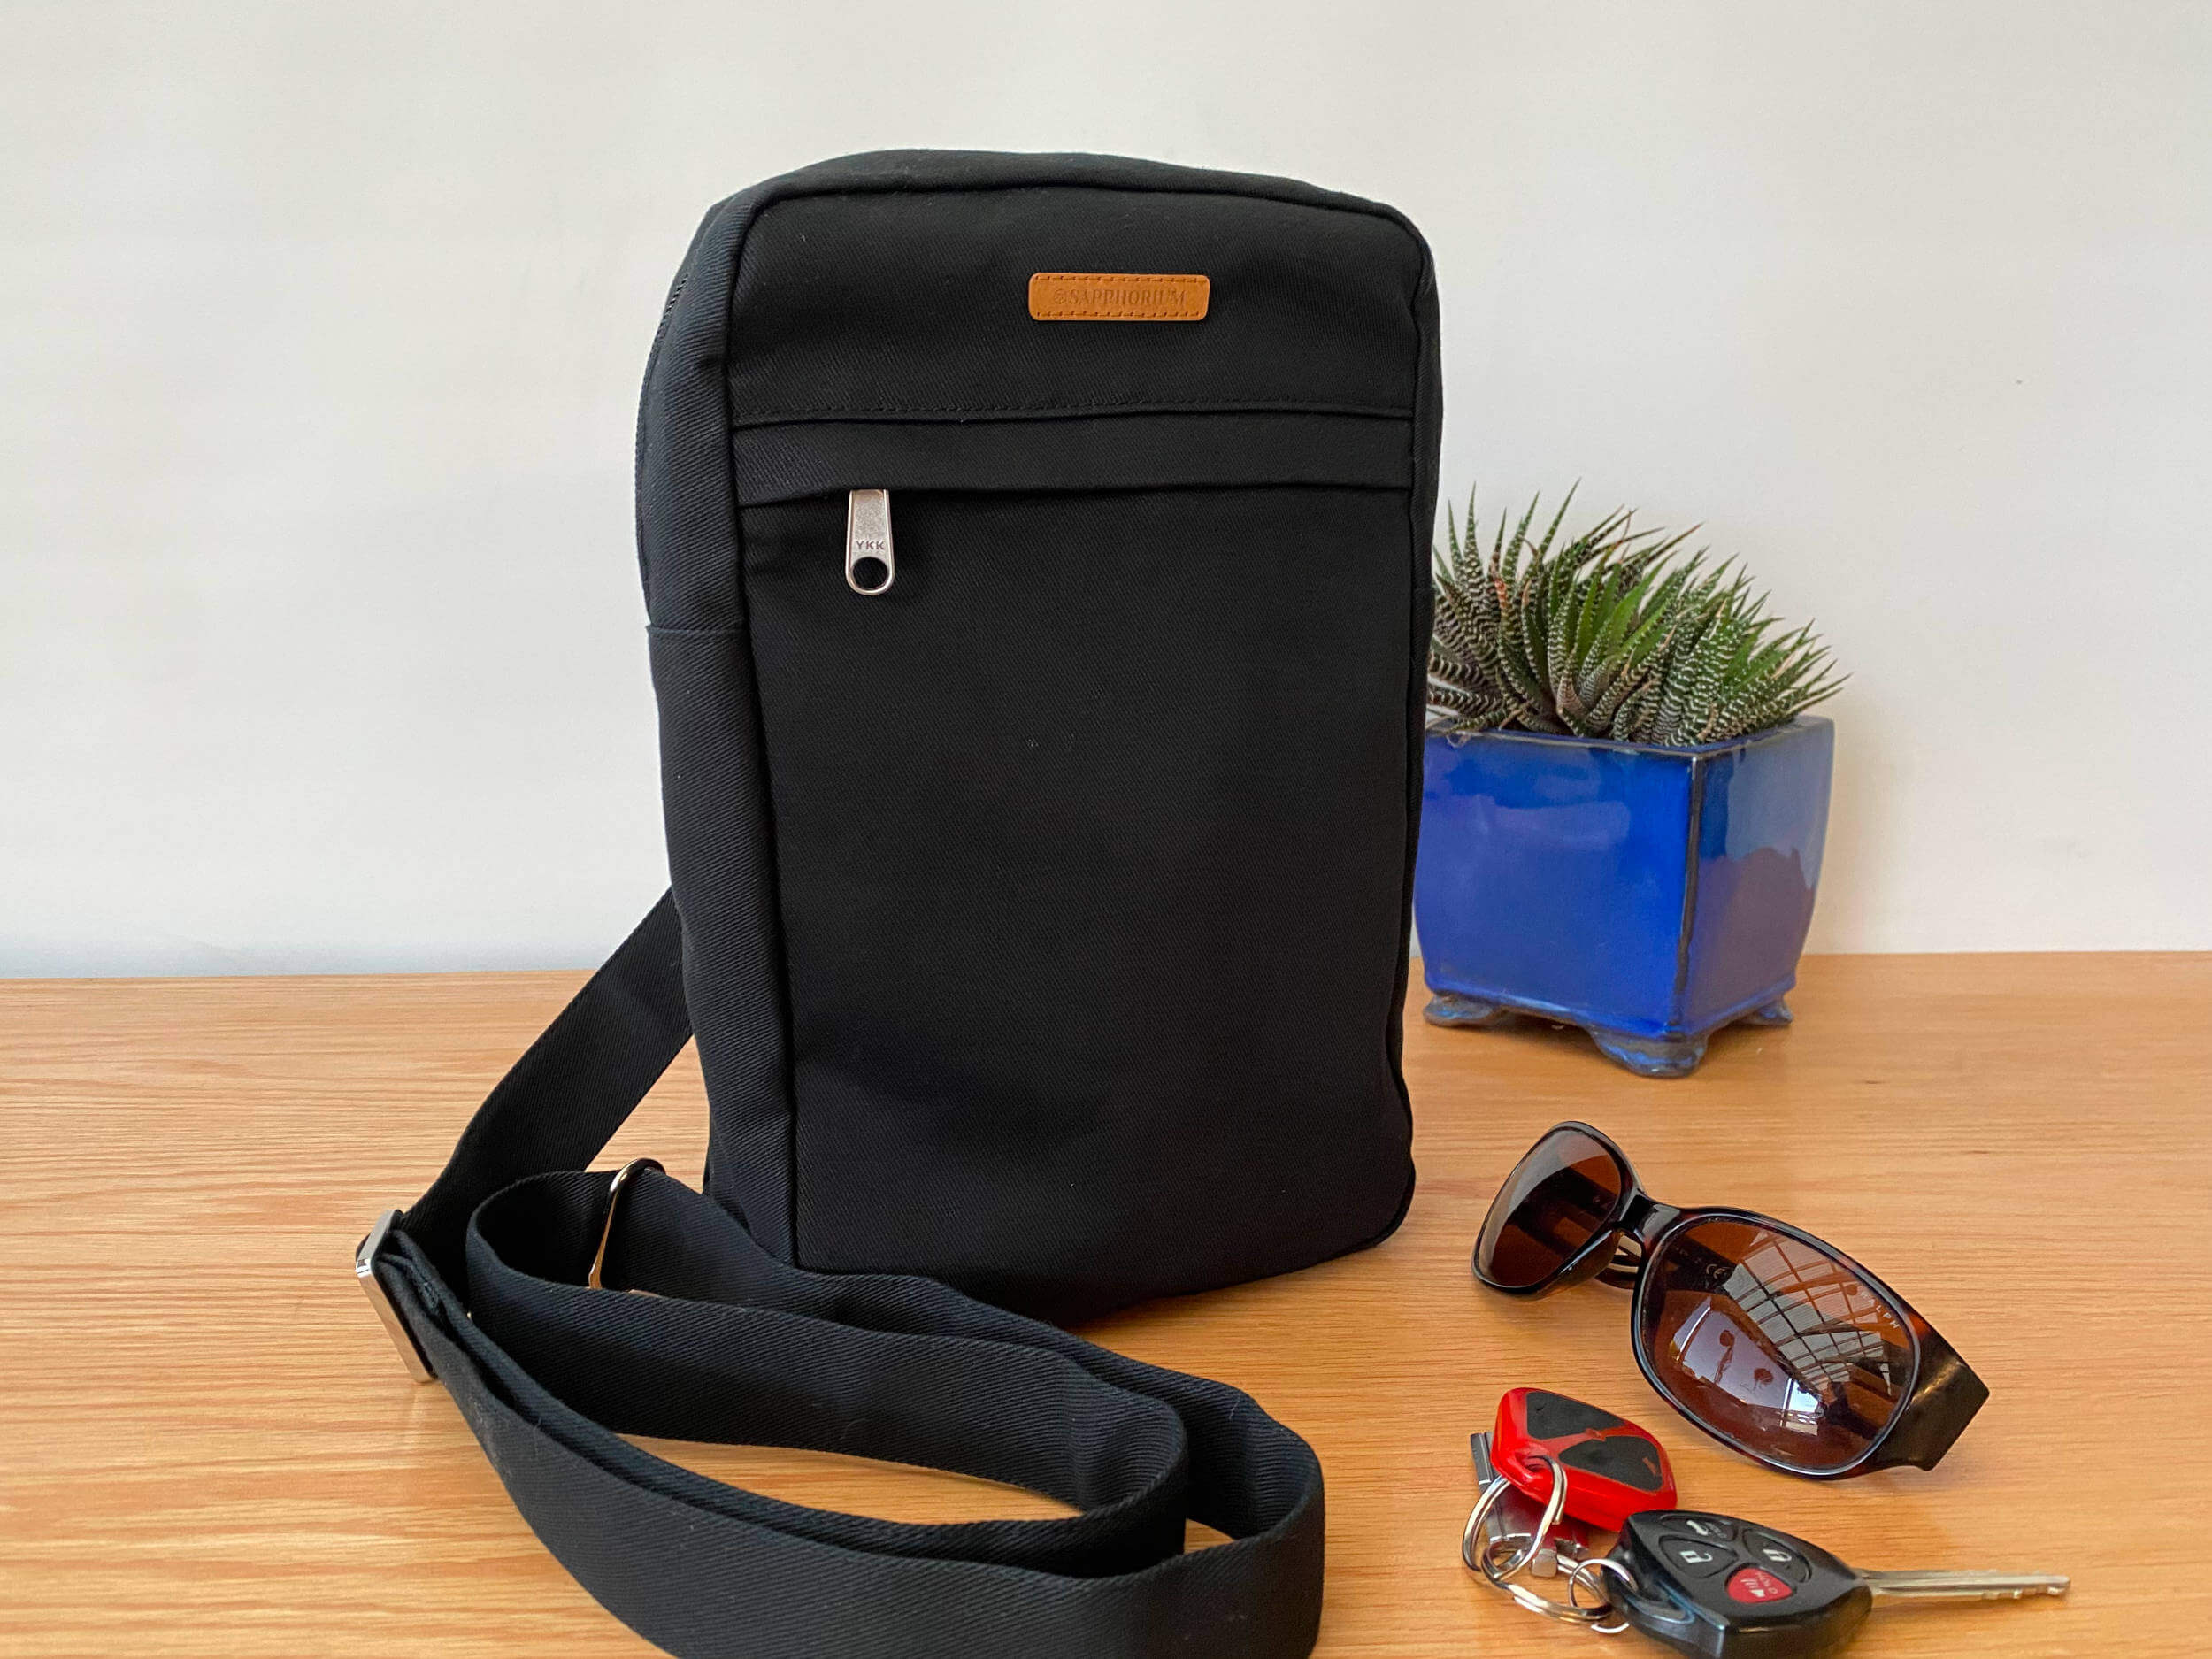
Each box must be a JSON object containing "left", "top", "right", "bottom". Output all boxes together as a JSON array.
[
  {"left": 1383, "top": 219, "right": 1444, "bottom": 1248},
  {"left": 639, "top": 186, "right": 800, "bottom": 1253}
]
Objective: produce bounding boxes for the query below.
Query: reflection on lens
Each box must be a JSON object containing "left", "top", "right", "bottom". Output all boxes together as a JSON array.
[
  {"left": 1476, "top": 1127, "right": 1625, "bottom": 1289},
  {"left": 1639, "top": 1218, "right": 1914, "bottom": 1471}
]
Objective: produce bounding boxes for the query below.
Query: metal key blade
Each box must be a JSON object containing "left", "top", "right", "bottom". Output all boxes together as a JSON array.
[
  {"left": 1471, "top": 1432, "right": 1588, "bottom": 1578},
  {"left": 1863, "top": 1569, "right": 2070, "bottom": 1601}
]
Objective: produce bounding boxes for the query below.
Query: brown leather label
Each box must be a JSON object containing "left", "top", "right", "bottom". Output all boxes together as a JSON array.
[{"left": 1028, "top": 272, "right": 1210, "bottom": 322}]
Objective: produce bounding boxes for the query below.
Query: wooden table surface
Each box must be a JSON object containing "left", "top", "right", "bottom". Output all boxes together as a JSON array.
[{"left": 4, "top": 953, "right": 2208, "bottom": 1656}]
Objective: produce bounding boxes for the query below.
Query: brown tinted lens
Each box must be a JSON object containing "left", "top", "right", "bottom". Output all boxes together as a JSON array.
[
  {"left": 1476, "top": 1128, "right": 1626, "bottom": 1289},
  {"left": 1639, "top": 1218, "right": 1915, "bottom": 1471}
]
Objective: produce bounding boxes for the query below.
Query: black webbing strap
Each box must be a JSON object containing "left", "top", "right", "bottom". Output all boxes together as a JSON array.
[{"left": 367, "top": 894, "right": 1326, "bottom": 1659}]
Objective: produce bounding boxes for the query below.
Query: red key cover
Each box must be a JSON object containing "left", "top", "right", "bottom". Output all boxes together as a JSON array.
[{"left": 1491, "top": 1387, "right": 1677, "bottom": 1531}]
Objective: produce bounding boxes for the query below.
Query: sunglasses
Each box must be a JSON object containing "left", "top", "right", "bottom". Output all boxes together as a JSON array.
[{"left": 1473, "top": 1123, "right": 1986, "bottom": 1479}]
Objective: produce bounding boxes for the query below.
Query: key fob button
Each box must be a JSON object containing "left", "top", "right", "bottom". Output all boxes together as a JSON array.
[
  {"left": 1725, "top": 1565, "right": 1797, "bottom": 1604},
  {"left": 1742, "top": 1531, "right": 1814, "bottom": 1584},
  {"left": 1673, "top": 1514, "right": 1738, "bottom": 1543},
  {"left": 1560, "top": 1433, "right": 1668, "bottom": 1493},
  {"left": 1523, "top": 1390, "right": 1627, "bottom": 1438},
  {"left": 1657, "top": 1536, "right": 1736, "bottom": 1578}
]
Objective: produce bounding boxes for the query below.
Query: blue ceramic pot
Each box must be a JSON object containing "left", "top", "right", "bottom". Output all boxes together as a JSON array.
[{"left": 1413, "top": 716, "right": 1833, "bottom": 1078}]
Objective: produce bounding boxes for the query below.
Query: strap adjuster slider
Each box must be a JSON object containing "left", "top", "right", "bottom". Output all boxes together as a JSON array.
[
  {"left": 356, "top": 1208, "right": 436, "bottom": 1384},
  {"left": 588, "top": 1158, "right": 665, "bottom": 1290}
]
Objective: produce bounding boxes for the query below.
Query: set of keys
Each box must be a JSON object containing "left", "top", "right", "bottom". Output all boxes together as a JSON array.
[{"left": 1464, "top": 1389, "right": 2069, "bottom": 1657}]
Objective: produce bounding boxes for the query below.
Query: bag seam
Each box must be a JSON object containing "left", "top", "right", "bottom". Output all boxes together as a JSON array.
[
  {"left": 731, "top": 400, "right": 1414, "bottom": 426},
  {"left": 1333, "top": 218, "right": 1435, "bottom": 1264}
]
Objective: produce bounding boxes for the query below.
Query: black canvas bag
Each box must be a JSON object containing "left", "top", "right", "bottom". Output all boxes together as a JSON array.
[{"left": 359, "top": 150, "right": 1441, "bottom": 1658}]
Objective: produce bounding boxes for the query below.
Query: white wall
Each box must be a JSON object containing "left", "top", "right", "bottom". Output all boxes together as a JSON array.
[{"left": 5, "top": 1, "right": 2208, "bottom": 973}]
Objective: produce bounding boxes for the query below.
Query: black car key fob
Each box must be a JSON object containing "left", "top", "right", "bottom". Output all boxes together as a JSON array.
[{"left": 1606, "top": 1511, "right": 1870, "bottom": 1659}]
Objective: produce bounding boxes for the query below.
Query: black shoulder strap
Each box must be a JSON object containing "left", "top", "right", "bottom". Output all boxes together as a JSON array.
[{"left": 363, "top": 894, "right": 1326, "bottom": 1659}]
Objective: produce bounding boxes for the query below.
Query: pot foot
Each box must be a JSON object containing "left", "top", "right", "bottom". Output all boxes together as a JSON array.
[
  {"left": 1589, "top": 1028, "right": 1709, "bottom": 1079},
  {"left": 1739, "top": 997, "right": 1793, "bottom": 1028},
  {"left": 1423, "top": 992, "right": 1516, "bottom": 1030}
]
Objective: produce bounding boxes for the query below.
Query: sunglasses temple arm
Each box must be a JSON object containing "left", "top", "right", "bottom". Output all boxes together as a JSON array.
[{"left": 1595, "top": 1245, "right": 1641, "bottom": 1288}]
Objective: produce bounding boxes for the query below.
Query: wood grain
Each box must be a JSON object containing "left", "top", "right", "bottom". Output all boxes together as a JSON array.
[{"left": 3, "top": 954, "right": 2207, "bottom": 1656}]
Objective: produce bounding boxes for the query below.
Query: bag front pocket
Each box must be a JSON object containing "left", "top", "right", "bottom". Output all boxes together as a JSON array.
[{"left": 732, "top": 414, "right": 1420, "bottom": 1317}]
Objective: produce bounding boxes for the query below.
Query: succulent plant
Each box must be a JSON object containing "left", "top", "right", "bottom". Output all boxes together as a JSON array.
[{"left": 1428, "top": 489, "right": 1844, "bottom": 748}]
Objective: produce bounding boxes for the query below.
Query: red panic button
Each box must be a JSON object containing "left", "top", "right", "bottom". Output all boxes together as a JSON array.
[{"left": 1726, "top": 1566, "right": 1796, "bottom": 1604}]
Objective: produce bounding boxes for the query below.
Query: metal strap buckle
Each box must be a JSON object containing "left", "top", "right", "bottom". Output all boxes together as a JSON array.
[
  {"left": 355, "top": 1208, "right": 436, "bottom": 1384},
  {"left": 588, "top": 1158, "right": 664, "bottom": 1290}
]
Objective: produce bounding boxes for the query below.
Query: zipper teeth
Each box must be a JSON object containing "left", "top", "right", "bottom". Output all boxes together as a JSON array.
[
  {"left": 634, "top": 266, "right": 694, "bottom": 584},
  {"left": 649, "top": 271, "right": 690, "bottom": 356}
]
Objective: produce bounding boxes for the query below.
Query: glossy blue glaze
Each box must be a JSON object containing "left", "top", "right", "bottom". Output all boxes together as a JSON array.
[{"left": 1414, "top": 718, "right": 1833, "bottom": 1076}]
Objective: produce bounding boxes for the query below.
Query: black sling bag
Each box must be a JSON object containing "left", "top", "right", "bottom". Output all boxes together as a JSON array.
[{"left": 357, "top": 150, "right": 1441, "bottom": 1659}]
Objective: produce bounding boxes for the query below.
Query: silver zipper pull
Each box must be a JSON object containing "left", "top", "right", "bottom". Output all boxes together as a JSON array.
[{"left": 845, "top": 488, "right": 894, "bottom": 595}]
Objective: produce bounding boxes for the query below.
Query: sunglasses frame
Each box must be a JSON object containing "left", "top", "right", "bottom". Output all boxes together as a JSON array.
[{"left": 1474, "top": 1121, "right": 1987, "bottom": 1479}]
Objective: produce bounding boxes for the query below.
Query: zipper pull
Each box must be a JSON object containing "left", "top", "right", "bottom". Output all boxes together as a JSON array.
[{"left": 845, "top": 488, "right": 894, "bottom": 595}]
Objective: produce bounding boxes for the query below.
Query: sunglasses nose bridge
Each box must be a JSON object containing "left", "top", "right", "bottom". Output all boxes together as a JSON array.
[
  {"left": 1553, "top": 1234, "right": 1626, "bottom": 1292},
  {"left": 1581, "top": 1198, "right": 1678, "bottom": 1291},
  {"left": 1621, "top": 1194, "right": 1679, "bottom": 1242}
]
